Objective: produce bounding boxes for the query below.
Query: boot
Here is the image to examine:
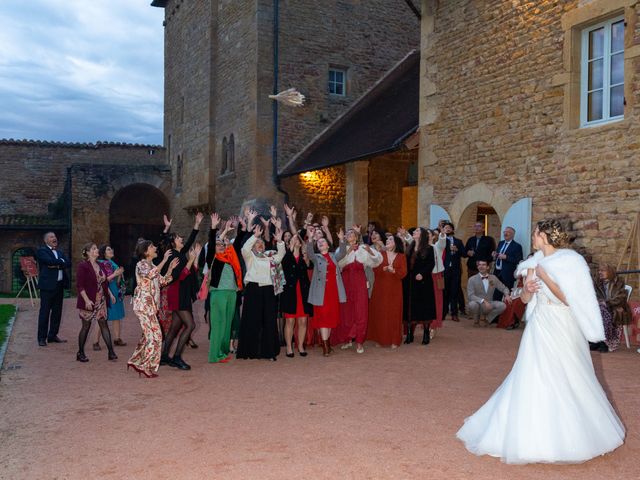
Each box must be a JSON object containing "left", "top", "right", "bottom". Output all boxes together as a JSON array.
[
  {"left": 171, "top": 355, "right": 191, "bottom": 370},
  {"left": 160, "top": 353, "right": 171, "bottom": 365},
  {"left": 422, "top": 327, "right": 430, "bottom": 345},
  {"left": 404, "top": 324, "right": 414, "bottom": 344},
  {"left": 321, "top": 340, "right": 330, "bottom": 357}
]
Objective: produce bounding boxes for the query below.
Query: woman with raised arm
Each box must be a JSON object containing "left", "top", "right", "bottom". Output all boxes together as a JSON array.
[
  {"left": 403, "top": 227, "right": 436, "bottom": 345},
  {"left": 236, "top": 222, "right": 286, "bottom": 360},
  {"left": 205, "top": 214, "right": 245, "bottom": 363},
  {"left": 428, "top": 229, "right": 447, "bottom": 337},
  {"left": 127, "top": 242, "right": 178, "bottom": 378},
  {"left": 280, "top": 233, "right": 313, "bottom": 357},
  {"left": 160, "top": 212, "right": 203, "bottom": 370},
  {"left": 306, "top": 227, "right": 347, "bottom": 356},
  {"left": 457, "top": 219, "right": 625, "bottom": 464},
  {"left": 76, "top": 243, "right": 117, "bottom": 363},
  {"left": 367, "top": 235, "right": 407, "bottom": 348},
  {"left": 333, "top": 225, "right": 383, "bottom": 354}
]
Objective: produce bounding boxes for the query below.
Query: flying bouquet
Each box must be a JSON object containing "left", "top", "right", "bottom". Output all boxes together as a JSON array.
[{"left": 269, "top": 88, "right": 306, "bottom": 107}]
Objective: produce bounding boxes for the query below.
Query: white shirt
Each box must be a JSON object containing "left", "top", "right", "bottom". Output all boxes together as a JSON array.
[
  {"left": 481, "top": 275, "right": 489, "bottom": 293},
  {"left": 241, "top": 236, "right": 285, "bottom": 286},
  {"left": 496, "top": 241, "right": 511, "bottom": 270},
  {"left": 49, "top": 245, "right": 64, "bottom": 281}
]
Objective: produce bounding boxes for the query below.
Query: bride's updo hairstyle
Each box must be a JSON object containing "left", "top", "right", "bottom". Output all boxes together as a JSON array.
[{"left": 536, "top": 219, "right": 571, "bottom": 249}]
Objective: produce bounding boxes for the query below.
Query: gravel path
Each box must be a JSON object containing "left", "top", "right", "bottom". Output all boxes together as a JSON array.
[{"left": 1, "top": 298, "right": 637, "bottom": 480}]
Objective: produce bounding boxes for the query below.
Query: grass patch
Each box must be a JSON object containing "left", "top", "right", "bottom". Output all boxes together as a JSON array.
[{"left": 0, "top": 304, "right": 17, "bottom": 349}]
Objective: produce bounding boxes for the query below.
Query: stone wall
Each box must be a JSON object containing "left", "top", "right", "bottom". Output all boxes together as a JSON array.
[
  {"left": 282, "top": 166, "right": 346, "bottom": 228},
  {"left": 419, "top": 0, "right": 640, "bottom": 278},
  {"left": 0, "top": 141, "right": 168, "bottom": 292},
  {"left": 158, "top": 0, "right": 420, "bottom": 222}
]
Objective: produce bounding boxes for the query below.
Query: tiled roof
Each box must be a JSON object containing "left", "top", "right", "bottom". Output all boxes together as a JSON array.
[
  {"left": 0, "top": 139, "right": 164, "bottom": 149},
  {"left": 279, "top": 50, "right": 419, "bottom": 177},
  {"left": 0, "top": 215, "right": 69, "bottom": 229}
]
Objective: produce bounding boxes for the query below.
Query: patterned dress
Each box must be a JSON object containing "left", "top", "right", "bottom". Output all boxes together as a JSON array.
[
  {"left": 79, "top": 267, "right": 107, "bottom": 323},
  {"left": 128, "top": 260, "right": 172, "bottom": 376}
]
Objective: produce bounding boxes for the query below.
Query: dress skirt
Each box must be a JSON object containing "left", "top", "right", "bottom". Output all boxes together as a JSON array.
[
  {"left": 236, "top": 282, "right": 280, "bottom": 359},
  {"left": 310, "top": 255, "right": 340, "bottom": 330},
  {"left": 332, "top": 261, "right": 368, "bottom": 345},
  {"left": 457, "top": 294, "right": 625, "bottom": 464}
]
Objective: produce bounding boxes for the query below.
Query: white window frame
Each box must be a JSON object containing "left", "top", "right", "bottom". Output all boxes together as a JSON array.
[
  {"left": 328, "top": 68, "right": 346, "bottom": 96},
  {"left": 580, "top": 15, "right": 625, "bottom": 127}
]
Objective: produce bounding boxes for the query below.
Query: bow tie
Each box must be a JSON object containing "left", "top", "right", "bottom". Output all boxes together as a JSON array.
[{"left": 481, "top": 275, "right": 489, "bottom": 279}]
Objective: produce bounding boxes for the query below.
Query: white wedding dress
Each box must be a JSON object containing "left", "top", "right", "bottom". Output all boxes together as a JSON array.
[{"left": 456, "top": 250, "right": 625, "bottom": 464}]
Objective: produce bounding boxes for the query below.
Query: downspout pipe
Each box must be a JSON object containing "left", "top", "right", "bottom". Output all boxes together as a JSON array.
[{"left": 272, "top": 0, "right": 289, "bottom": 204}]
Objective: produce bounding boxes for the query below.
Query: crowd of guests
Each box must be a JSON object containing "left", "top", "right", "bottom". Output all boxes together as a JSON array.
[{"left": 33, "top": 205, "right": 639, "bottom": 379}]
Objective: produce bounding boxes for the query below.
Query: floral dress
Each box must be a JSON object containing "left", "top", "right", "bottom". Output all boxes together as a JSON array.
[
  {"left": 79, "top": 267, "right": 107, "bottom": 323},
  {"left": 127, "top": 260, "right": 172, "bottom": 376}
]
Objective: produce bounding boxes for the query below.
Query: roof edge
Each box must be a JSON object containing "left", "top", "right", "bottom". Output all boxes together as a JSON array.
[
  {"left": 0, "top": 139, "right": 165, "bottom": 149},
  {"left": 278, "top": 49, "right": 419, "bottom": 176}
]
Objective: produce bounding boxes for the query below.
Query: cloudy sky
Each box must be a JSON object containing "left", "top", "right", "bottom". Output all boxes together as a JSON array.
[{"left": 0, "top": 0, "right": 165, "bottom": 145}]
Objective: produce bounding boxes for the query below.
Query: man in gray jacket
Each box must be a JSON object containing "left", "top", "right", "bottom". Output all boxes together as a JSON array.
[{"left": 467, "top": 259, "right": 512, "bottom": 327}]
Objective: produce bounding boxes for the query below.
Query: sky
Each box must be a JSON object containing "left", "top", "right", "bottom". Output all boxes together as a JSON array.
[{"left": 0, "top": 0, "right": 165, "bottom": 145}]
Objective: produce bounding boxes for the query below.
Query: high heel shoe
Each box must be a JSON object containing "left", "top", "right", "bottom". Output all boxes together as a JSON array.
[
  {"left": 108, "top": 351, "right": 118, "bottom": 361},
  {"left": 286, "top": 350, "right": 294, "bottom": 358},
  {"left": 298, "top": 350, "right": 308, "bottom": 357},
  {"left": 188, "top": 339, "right": 198, "bottom": 349},
  {"left": 76, "top": 352, "right": 89, "bottom": 363}
]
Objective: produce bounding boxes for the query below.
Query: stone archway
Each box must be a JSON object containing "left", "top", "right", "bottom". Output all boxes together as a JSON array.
[
  {"left": 448, "top": 182, "right": 513, "bottom": 227},
  {"left": 109, "top": 184, "right": 170, "bottom": 279}
]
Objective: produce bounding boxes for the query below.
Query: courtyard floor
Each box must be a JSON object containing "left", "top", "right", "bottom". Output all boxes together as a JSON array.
[{"left": 0, "top": 298, "right": 638, "bottom": 480}]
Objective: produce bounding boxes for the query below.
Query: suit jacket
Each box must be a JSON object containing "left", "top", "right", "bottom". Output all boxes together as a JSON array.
[
  {"left": 36, "top": 245, "right": 69, "bottom": 290},
  {"left": 467, "top": 273, "right": 510, "bottom": 304},
  {"left": 465, "top": 235, "right": 496, "bottom": 270},
  {"left": 306, "top": 240, "right": 347, "bottom": 305},
  {"left": 443, "top": 237, "right": 466, "bottom": 272},
  {"left": 494, "top": 239, "right": 524, "bottom": 283}
]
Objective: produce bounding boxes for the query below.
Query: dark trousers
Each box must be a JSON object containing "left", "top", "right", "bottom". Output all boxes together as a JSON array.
[
  {"left": 38, "top": 283, "right": 64, "bottom": 341},
  {"left": 236, "top": 283, "right": 280, "bottom": 359},
  {"left": 493, "top": 269, "right": 514, "bottom": 301},
  {"left": 443, "top": 269, "right": 461, "bottom": 318}
]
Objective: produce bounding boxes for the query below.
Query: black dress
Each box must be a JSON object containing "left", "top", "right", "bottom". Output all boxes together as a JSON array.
[
  {"left": 279, "top": 250, "right": 313, "bottom": 317},
  {"left": 405, "top": 246, "right": 436, "bottom": 322}
]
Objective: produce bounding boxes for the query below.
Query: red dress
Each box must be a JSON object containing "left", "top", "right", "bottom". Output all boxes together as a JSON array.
[
  {"left": 284, "top": 256, "right": 307, "bottom": 319},
  {"left": 310, "top": 253, "right": 340, "bottom": 329},
  {"left": 367, "top": 253, "right": 407, "bottom": 346},
  {"left": 332, "top": 260, "right": 368, "bottom": 345}
]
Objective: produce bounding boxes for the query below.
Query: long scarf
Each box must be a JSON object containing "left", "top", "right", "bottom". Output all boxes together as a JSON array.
[
  {"left": 215, "top": 245, "right": 243, "bottom": 291},
  {"left": 255, "top": 250, "right": 286, "bottom": 295}
]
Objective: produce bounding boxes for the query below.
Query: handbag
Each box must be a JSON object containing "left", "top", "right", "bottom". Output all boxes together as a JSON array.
[{"left": 197, "top": 273, "right": 209, "bottom": 301}]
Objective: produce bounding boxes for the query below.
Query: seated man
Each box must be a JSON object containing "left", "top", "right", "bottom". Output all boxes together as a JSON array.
[{"left": 467, "top": 259, "right": 512, "bottom": 327}]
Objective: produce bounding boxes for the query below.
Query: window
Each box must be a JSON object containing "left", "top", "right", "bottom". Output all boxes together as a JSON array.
[
  {"left": 228, "top": 134, "right": 235, "bottom": 172},
  {"left": 580, "top": 16, "right": 624, "bottom": 127},
  {"left": 221, "top": 137, "right": 228, "bottom": 174},
  {"left": 176, "top": 154, "right": 183, "bottom": 192},
  {"left": 329, "top": 69, "right": 346, "bottom": 96}
]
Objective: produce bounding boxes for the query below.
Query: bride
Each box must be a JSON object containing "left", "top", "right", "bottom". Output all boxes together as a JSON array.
[{"left": 456, "top": 219, "right": 625, "bottom": 464}]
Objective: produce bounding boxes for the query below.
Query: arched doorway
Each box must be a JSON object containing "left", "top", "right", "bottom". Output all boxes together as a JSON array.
[
  {"left": 458, "top": 202, "right": 501, "bottom": 245},
  {"left": 109, "top": 184, "right": 170, "bottom": 284}
]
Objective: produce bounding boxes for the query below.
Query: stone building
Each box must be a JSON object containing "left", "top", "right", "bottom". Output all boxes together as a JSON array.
[
  {"left": 151, "top": 0, "right": 420, "bottom": 232},
  {"left": 0, "top": 140, "right": 168, "bottom": 293},
  {"left": 415, "top": 0, "right": 640, "bottom": 274}
]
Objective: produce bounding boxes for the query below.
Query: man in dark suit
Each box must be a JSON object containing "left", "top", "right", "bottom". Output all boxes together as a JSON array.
[
  {"left": 465, "top": 222, "right": 496, "bottom": 277},
  {"left": 442, "top": 222, "right": 467, "bottom": 322},
  {"left": 492, "top": 226, "right": 523, "bottom": 301},
  {"left": 36, "top": 232, "right": 70, "bottom": 346}
]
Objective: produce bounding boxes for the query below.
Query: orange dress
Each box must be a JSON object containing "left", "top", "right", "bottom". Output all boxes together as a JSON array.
[{"left": 367, "top": 252, "right": 407, "bottom": 346}]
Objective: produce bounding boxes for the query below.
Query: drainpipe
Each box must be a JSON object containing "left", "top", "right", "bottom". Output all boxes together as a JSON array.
[{"left": 272, "top": 0, "right": 289, "bottom": 204}]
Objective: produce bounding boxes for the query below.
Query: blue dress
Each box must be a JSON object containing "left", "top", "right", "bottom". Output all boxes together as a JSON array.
[{"left": 99, "top": 259, "right": 126, "bottom": 321}]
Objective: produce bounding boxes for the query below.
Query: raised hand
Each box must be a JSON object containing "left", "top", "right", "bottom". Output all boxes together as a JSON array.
[
  {"left": 163, "top": 214, "right": 172, "bottom": 231},
  {"left": 194, "top": 212, "right": 204, "bottom": 228},
  {"left": 321, "top": 215, "right": 330, "bottom": 229},
  {"left": 269, "top": 205, "right": 278, "bottom": 218},
  {"left": 274, "top": 227, "right": 283, "bottom": 242},
  {"left": 352, "top": 224, "right": 361, "bottom": 234},
  {"left": 253, "top": 224, "right": 264, "bottom": 238},
  {"left": 210, "top": 212, "right": 221, "bottom": 230},
  {"left": 260, "top": 216, "right": 270, "bottom": 227},
  {"left": 305, "top": 212, "right": 314, "bottom": 225},
  {"left": 337, "top": 228, "right": 345, "bottom": 242},
  {"left": 271, "top": 217, "right": 282, "bottom": 230},
  {"left": 163, "top": 249, "right": 173, "bottom": 261},
  {"left": 284, "top": 203, "right": 294, "bottom": 217},
  {"left": 168, "top": 257, "right": 180, "bottom": 271}
]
